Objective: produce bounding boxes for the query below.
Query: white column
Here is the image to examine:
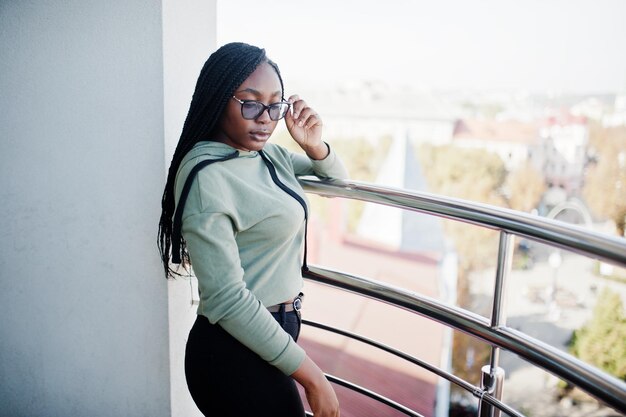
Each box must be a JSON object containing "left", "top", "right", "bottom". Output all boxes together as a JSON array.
[
  {"left": 0, "top": 1, "right": 172, "bottom": 416},
  {"left": 161, "top": 1, "right": 218, "bottom": 416}
]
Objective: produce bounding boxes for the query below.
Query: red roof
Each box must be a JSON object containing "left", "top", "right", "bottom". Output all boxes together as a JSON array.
[
  {"left": 453, "top": 119, "right": 539, "bottom": 144},
  {"left": 542, "top": 112, "right": 587, "bottom": 127}
]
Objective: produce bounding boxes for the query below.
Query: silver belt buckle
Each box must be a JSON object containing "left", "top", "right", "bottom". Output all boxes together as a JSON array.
[{"left": 293, "top": 293, "right": 303, "bottom": 311}]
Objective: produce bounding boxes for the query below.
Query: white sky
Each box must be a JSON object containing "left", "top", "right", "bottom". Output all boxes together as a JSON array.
[{"left": 217, "top": 0, "right": 626, "bottom": 94}]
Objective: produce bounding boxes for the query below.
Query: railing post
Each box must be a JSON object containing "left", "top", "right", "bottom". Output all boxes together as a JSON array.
[
  {"left": 478, "top": 231, "right": 514, "bottom": 417},
  {"left": 478, "top": 365, "right": 505, "bottom": 417}
]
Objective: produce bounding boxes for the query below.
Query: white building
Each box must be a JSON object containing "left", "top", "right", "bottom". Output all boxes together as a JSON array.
[
  {"left": 357, "top": 130, "right": 446, "bottom": 254},
  {"left": 536, "top": 113, "right": 589, "bottom": 195},
  {"left": 603, "top": 93, "right": 626, "bottom": 127},
  {"left": 451, "top": 119, "right": 539, "bottom": 171}
]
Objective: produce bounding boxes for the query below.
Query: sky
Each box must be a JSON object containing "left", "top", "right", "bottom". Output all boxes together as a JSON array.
[{"left": 217, "top": 0, "right": 626, "bottom": 95}]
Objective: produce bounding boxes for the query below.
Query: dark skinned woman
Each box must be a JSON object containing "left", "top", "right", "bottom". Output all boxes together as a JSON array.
[{"left": 158, "top": 42, "right": 345, "bottom": 416}]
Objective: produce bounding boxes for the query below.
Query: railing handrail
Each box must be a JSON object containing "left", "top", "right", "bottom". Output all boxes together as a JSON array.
[
  {"left": 304, "top": 266, "right": 626, "bottom": 413},
  {"left": 300, "top": 178, "right": 626, "bottom": 267},
  {"left": 299, "top": 177, "right": 626, "bottom": 414}
]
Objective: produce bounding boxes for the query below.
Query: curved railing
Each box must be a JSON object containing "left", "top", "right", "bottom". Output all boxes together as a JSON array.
[{"left": 298, "top": 177, "right": 626, "bottom": 417}]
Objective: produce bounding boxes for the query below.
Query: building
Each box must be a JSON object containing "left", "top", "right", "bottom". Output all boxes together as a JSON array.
[
  {"left": 536, "top": 112, "right": 589, "bottom": 195},
  {"left": 452, "top": 118, "right": 539, "bottom": 171}
]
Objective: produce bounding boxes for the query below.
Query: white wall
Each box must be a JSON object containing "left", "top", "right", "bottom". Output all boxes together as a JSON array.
[
  {"left": 0, "top": 1, "right": 216, "bottom": 416},
  {"left": 162, "top": 1, "right": 217, "bottom": 416}
]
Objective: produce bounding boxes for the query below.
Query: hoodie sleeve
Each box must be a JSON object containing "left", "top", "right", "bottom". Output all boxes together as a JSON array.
[{"left": 290, "top": 143, "right": 349, "bottom": 179}]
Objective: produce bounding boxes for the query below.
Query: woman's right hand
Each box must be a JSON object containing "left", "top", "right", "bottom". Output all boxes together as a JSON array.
[{"left": 291, "top": 355, "right": 340, "bottom": 416}]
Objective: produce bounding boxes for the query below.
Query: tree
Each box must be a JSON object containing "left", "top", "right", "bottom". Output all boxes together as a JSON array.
[
  {"left": 418, "top": 144, "right": 506, "bottom": 206},
  {"left": 418, "top": 144, "right": 507, "bottom": 272},
  {"left": 583, "top": 125, "right": 626, "bottom": 237},
  {"left": 506, "top": 161, "right": 546, "bottom": 213},
  {"left": 569, "top": 288, "right": 626, "bottom": 381}
]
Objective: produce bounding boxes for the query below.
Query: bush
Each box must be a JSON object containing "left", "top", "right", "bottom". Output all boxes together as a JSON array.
[{"left": 569, "top": 288, "right": 626, "bottom": 380}]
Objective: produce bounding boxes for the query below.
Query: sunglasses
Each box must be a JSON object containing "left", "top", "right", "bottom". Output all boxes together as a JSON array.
[{"left": 232, "top": 96, "right": 291, "bottom": 121}]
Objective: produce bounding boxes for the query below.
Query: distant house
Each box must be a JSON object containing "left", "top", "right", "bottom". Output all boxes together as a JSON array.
[
  {"left": 536, "top": 112, "right": 588, "bottom": 195},
  {"left": 451, "top": 113, "right": 590, "bottom": 206},
  {"left": 451, "top": 118, "right": 539, "bottom": 171}
]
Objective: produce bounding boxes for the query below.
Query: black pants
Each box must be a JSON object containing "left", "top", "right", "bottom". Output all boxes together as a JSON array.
[{"left": 185, "top": 308, "right": 305, "bottom": 417}]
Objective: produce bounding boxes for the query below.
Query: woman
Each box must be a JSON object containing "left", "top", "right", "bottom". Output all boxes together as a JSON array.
[{"left": 158, "top": 42, "right": 346, "bottom": 416}]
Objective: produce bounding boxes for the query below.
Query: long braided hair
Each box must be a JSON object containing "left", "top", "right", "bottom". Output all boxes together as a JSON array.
[{"left": 158, "top": 42, "right": 285, "bottom": 278}]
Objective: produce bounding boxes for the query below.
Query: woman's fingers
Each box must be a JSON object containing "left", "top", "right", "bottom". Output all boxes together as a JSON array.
[
  {"left": 295, "top": 107, "right": 322, "bottom": 129},
  {"left": 290, "top": 103, "right": 323, "bottom": 129},
  {"left": 292, "top": 100, "right": 308, "bottom": 121},
  {"left": 285, "top": 94, "right": 324, "bottom": 150},
  {"left": 287, "top": 94, "right": 301, "bottom": 117},
  {"left": 287, "top": 95, "right": 317, "bottom": 123}
]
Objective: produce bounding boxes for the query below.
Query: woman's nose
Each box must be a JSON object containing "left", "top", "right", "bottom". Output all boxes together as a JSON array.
[{"left": 256, "top": 108, "right": 272, "bottom": 123}]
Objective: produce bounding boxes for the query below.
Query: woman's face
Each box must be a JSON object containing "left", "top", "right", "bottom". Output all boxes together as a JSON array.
[{"left": 214, "top": 62, "right": 282, "bottom": 152}]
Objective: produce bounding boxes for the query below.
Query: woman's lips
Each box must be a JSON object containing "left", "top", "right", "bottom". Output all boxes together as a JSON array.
[{"left": 250, "top": 130, "right": 270, "bottom": 141}]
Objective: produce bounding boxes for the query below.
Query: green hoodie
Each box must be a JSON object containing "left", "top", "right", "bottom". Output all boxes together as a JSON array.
[{"left": 175, "top": 141, "right": 348, "bottom": 375}]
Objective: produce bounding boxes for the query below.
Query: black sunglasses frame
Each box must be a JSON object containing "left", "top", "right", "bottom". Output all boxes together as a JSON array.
[{"left": 232, "top": 96, "right": 291, "bottom": 121}]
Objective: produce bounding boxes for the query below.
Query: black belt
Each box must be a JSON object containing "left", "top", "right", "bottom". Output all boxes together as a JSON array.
[{"left": 267, "top": 293, "right": 304, "bottom": 313}]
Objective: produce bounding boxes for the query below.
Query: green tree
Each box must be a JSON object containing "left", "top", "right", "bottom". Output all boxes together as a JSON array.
[
  {"left": 570, "top": 288, "right": 626, "bottom": 381},
  {"left": 583, "top": 125, "right": 626, "bottom": 237}
]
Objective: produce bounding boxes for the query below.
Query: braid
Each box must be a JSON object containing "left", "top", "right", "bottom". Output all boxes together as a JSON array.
[{"left": 158, "top": 42, "right": 283, "bottom": 279}]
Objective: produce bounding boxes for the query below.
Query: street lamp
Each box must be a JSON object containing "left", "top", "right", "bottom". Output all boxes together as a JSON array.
[{"left": 548, "top": 250, "right": 562, "bottom": 320}]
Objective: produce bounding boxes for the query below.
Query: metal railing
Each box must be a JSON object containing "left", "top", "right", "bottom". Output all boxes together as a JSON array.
[{"left": 299, "top": 177, "right": 626, "bottom": 417}]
